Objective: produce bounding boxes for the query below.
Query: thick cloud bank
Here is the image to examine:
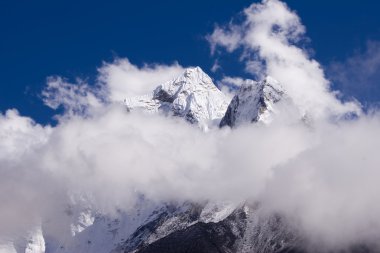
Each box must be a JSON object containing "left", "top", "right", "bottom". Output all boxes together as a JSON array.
[{"left": 0, "top": 0, "right": 379, "bottom": 251}]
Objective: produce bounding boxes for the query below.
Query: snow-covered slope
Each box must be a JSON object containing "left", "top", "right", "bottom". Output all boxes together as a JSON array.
[
  {"left": 124, "top": 67, "right": 229, "bottom": 130},
  {"left": 46, "top": 197, "right": 162, "bottom": 253},
  {"left": 120, "top": 202, "right": 299, "bottom": 253},
  {"left": 220, "top": 76, "right": 286, "bottom": 128},
  {"left": 0, "top": 226, "right": 45, "bottom": 253}
]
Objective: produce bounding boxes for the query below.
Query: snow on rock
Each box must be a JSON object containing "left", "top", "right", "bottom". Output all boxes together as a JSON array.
[
  {"left": 114, "top": 201, "right": 204, "bottom": 253},
  {"left": 4, "top": 226, "right": 46, "bottom": 253},
  {"left": 124, "top": 67, "right": 230, "bottom": 130},
  {"left": 53, "top": 197, "right": 160, "bottom": 253},
  {"left": 199, "top": 201, "right": 239, "bottom": 223},
  {"left": 220, "top": 76, "right": 286, "bottom": 128},
  {"left": 24, "top": 227, "right": 45, "bottom": 253},
  {"left": 70, "top": 209, "right": 95, "bottom": 236},
  {"left": 0, "top": 242, "right": 17, "bottom": 253},
  {"left": 236, "top": 204, "right": 299, "bottom": 253}
]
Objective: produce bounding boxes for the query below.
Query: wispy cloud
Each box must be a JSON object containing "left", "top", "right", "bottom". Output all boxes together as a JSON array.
[
  {"left": 328, "top": 40, "right": 380, "bottom": 106},
  {"left": 207, "top": 0, "right": 360, "bottom": 119},
  {"left": 97, "top": 58, "right": 185, "bottom": 101}
]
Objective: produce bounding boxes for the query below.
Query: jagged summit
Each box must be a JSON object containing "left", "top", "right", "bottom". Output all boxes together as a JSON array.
[
  {"left": 124, "top": 66, "right": 229, "bottom": 129},
  {"left": 220, "top": 76, "right": 286, "bottom": 128},
  {"left": 124, "top": 68, "right": 288, "bottom": 129}
]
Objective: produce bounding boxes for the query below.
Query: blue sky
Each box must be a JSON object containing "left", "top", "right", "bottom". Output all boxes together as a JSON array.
[{"left": 1, "top": 0, "right": 380, "bottom": 123}]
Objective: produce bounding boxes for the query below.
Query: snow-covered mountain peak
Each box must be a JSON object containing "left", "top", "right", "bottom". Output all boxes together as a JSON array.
[
  {"left": 124, "top": 67, "right": 229, "bottom": 129},
  {"left": 183, "top": 66, "right": 209, "bottom": 81},
  {"left": 220, "top": 76, "right": 286, "bottom": 128},
  {"left": 262, "top": 76, "right": 285, "bottom": 102},
  {"left": 152, "top": 66, "right": 219, "bottom": 101}
]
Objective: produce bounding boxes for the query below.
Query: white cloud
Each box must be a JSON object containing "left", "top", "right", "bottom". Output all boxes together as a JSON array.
[
  {"left": 211, "top": 59, "right": 221, "bottom": 73},
  {"left": 42, "top": 59, "right": 186, "bottom": 120},
  {"left": 207, "top": 25, "right": 242, "bottom": 55},
  {"left": 0, "top": 110, "right": 56, "bottom": 239},
  {"left": 261, "top": 117, "right": 380, "bottom": 248},
  {"left": 216, "top": 76, "right": 245, "bottom": 100},
  {"left": 208, "top": 0, "right": 360, "bottom": 120},
  {"left": 97, "top": 58, "right": 185, "bottom": 101},
  {"left": 2, "top": 101, "right": 380, "bottom": 249},
  {"left": 219, "top": 76, "right": 245, "bottom": 88},
  {"left": 42, "top": 77, "right": 104, "bottom": 119},
  {"left": 0, "top": 109, "right": 51, "bottom": 160}
]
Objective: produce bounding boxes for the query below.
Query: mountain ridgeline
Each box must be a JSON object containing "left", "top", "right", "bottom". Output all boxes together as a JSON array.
[{"left": 124, "top": 67, "right": 286, "bottom": 130}]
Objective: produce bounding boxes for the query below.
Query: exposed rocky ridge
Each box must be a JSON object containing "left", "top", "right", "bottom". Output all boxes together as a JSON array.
[
  {"left": 220, "top": 76, "right": 286, "bottom": 128},
  {"left": 116, "top": 202, "right": 300, "bottom": 253}
]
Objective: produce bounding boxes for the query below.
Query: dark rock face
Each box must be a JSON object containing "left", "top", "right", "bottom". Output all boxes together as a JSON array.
[
  {"left": 115, "top": 203, "right": 302, "bottom": 253},
  {"left": 116, "top": 202, "right": 204, "bottom": 253},
  {"left": 134, "top": 207, "right": 245, "bottom": 253},
  {"left": 153, "top": 87, "right": 176, "bottom": 103},
  {"left": 220, "top": 77, "right": 285, "bottom": 128},
  {"left": 220, "top": 95, "right": 240, "bottom": 128},
  {"left": 135, "top": 222, "right": 236, "bottom": 253}
]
